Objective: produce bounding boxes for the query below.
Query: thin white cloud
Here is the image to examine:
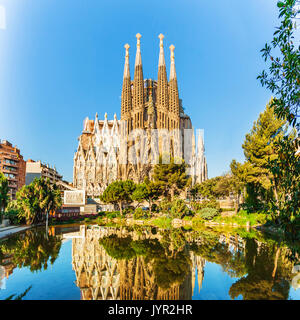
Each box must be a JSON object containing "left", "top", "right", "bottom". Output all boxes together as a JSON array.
[{"left": 0, "top": 5, "right": 6, "bottom": 30}]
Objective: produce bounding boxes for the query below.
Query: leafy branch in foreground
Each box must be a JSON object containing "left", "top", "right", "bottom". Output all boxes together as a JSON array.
[{"left": 257, "top": 0, "right": 300, "bottom": 128}]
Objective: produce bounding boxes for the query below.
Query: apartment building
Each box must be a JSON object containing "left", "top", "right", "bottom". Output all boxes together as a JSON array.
[
  {"left": 0, "top": 140, "right": 26, "bottom": 199},
  {"left": 26, "top": 159, "right": 63, "bottom": 185}
]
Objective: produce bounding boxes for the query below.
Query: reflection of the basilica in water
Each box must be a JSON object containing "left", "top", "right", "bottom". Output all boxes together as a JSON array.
[
  {"left": 67, "top": 225, "right": 247, "bottom": 300},
  {"left": 0, "top": 224, "right": 298, "bottom": 300}
]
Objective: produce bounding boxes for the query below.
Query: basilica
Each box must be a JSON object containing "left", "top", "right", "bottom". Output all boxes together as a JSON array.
[{"left": 73, "top": 34, "right": 207, "bottom": 197}]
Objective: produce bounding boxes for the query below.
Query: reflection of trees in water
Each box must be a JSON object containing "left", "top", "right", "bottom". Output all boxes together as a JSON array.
[
  {"left": 5, "top": 285, "right": 32, "bottom": 300},
  {"left": 189, "top": 230, "right": 298, "bottom": 300},
  {"left": 83, "top": 227, "right": 298, "bottom": 300},
  {"left": 0, "top": 225, "right": 297, "bottom": 300},
  {"left": 99, "top": 230, "right": 192, "bottom": 292},
  {"left": 189, "top": 233, "right": 247, "bottom": 278},
  {"left": 229, "top": 239, "right": 294, "bottom": 300},
  {"left": 0, "top": 229, "right": 62, "bottom": 272}
]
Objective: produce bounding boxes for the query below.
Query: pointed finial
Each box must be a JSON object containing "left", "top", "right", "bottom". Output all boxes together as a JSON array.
[
  {"left": 124, "top": 43, "right": 130, "bottom": 55},
  {"left": 123, "top": 44, "right": 130, "bottom": 79},
  {"left": 105, "top": 112, "right": 108, "bottom": 120},
  {"left": 114, "top": 113, "right": 117, "bottom": 120},
  {"left": 158, "top": 33, "right": 164, "bottom": 47},
  {"left": 169, "top": 44, "right": 177, "bottom": 80},
  {"left": 169, "top": 45, "right": 175, "bottom": 60},
  {"left": 136, "top": 33, "right": 142, "bottom": 45},
  {"left": 158, "top": 34, "right": 166, "bottom": 66},
  {"left": 135, "top": 33, "right": 142, "bottom": 67},
  {"left": 95, "top": 112, "right": 98, "bottom": 118}
]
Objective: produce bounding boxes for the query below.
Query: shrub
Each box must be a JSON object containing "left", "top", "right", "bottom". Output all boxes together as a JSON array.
[
  {"left": 151, "top": 203, "right": 159, "bottom": 213},
  {"left": 159, "top": 199, "right": 172, "bottom": 214},
  {"left": 192, "top": 216, "right": 205, "bottom": 227},
  {"left": 105, "top": 211, "right": 121, "bottom": 219},
  {"left": 91, "top": 216, "right": 104, "bottom": 225},
  {"left": 133, "top": 208, "right": 149, "bottom": 220},
  {"left": 221, "top": 208, "right": 235, "bottom": 212},
  {"left": 213, "top": 210, "right": 269, "bottom": 226},
  {"left": 170, "top": 199, "right": 190, "bottom": 219},
  {"left": 191, "top": 200, "right": 220, "bottom": 212},
  {"left": 152, "top": 217, "right": 172, "bottom": 229},
  {"left": 123, "top": 207, "right": 134, "bottom": 216},
  {"left": 4, "top": 209, "right": 23, "bottom": 225},
  {"left": 198, "top": 208, "right": 219, "bottom": 220}
]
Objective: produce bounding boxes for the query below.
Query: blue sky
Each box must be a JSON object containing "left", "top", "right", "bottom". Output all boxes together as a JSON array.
[{"left": 0, "top": 0, "right": 279, "bottom": 182}]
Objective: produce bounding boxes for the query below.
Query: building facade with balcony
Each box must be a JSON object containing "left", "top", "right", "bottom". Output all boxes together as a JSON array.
[
  {"left": 26, "top": 159, "right": 63, "bottom": 185},
  {"left": 0, "top": 140, "right": 26, "bottom": 199}
]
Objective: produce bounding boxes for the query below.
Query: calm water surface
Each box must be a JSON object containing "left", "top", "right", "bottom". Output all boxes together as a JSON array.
[{"left": 0, "top": 224, "right": 299, "bottom": 300}]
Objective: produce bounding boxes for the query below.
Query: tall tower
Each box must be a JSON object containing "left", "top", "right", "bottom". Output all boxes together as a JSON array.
[
  {"left": 168, "top": 44, "right": 180, "bottom": 129},
  {"left": 121, "top": 44, "right": 132, "bottom": 133},
  {"left": 156, "top": 34, "right": 169, "bottom": 129},
  {"left": 132, "top": 33, "right": 144, "bottom": 129}
]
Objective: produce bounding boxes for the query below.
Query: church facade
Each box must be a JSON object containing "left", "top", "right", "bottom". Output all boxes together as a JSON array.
[{"left": 73, "top": 34, "right": 207, "bottom": 198}]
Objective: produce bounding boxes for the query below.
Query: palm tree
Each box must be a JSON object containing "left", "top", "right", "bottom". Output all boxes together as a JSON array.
[
  {"left": 0, "top": 172, "right": 9, "bottom": 224},
  {"left": 16, "top": 178, "right": 62, "bottom": 226},
  {"left": 43, "top": 181, "right": 62, "bottom": 233},
  {"left": 16, "top": 184, "right": 39, "bottom": 225}
]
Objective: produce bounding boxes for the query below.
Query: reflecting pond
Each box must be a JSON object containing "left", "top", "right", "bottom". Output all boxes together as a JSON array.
[{"left": 0, "top": 224, "right": 299, "bottom": 300}]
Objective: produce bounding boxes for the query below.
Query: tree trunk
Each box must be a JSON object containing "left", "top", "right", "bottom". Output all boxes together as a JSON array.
[
  {"left": 149, "top": 199, "right": 152, "bottom": 215},
  {"left": 273, "top": 185, "right": 280, "bottom": 216},
  {"left": 234, "top": 193, "right": 240, "bottom": 214},
  {"left": 119, "top": 201, "right": 123, "bottom": 215},
  {"left": 170, "top": 188, "right": 175, "bottom": 202},
  {"left": 0, "top": 205, "right": 2, "bottom": 225},
  {"left": 45, "top": 210, "right": 49, "bottom": 239},
  {"left": 272, "top": 247, "right": 280, "bottom": 278}
]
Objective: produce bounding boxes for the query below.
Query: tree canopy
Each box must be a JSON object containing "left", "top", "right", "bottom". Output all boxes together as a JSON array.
[
  {"left": 16, "top": 178, "right": 62, "bottom": 225},
  {"left": 0, "top": 172, "right": 9, "bottom": 219},
  {"left": 153, "top": 157, "right": 190, "bottom": 200},
  {"left": 100, "top": 180, "right": 136, "bottom": 214}
]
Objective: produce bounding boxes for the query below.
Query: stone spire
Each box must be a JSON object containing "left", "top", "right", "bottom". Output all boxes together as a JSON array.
[
  {"left": 135, "top": 33, "right": 142, "bottom": 67},
  {"left": 158, "top": 33, "right": 166, "bottom": 66},
  {"left": 132, "top": 33, "right": 144, "bottom": 128},
  {"left": 121, "top": 44, "right": 132, "bottom": 120},
  {"left": 168, "top": 44, "right": 180, "bottom": 119},
  {"left": 123, "top": 44, "right": 130, "bottom": 79},
  {"left": 157, "top": 34, "right": 169, "bottom": 129},
  {"left": 169, "top": 44, "right": 177, "bottom": 80}
]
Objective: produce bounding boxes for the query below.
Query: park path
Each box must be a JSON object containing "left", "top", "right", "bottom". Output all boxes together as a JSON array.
[{"left": 0, "top": 225, "right": 31, "bottom": 239}]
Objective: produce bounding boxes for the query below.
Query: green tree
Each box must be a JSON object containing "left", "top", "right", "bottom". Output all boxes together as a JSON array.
[
  {"left": 16, "top": 178, "right": 62, "bottom": 225},
  {"left": 267, "top": 136, "right": 300, "bottom": 236},
  {"left": 241, "top": 101, "right": 290, "bottom": 210},
  {"left": 189, "top": 184, "right": 199, "bottom": 201},
  {"left": 170, "top": 198, "right": 190, "bottom": 219},
  {"left": 258, "top": 0, "right": 300, "bottom": 129},
  {"left": 42, "top": 181, "right": 62, "bottom": 231},
  {"left": 194, "top": 177, "right": 221, "bottom": 200},
  {"left": 0, "top": 172, "right": 9, "bottom": 223},
  {"left": 230, "top": 160, "right": 248, "bottom": 213},
  {"left": 213, "top": 174, "right": 233, "bottom": 198},
  {"left": 132, "top": 178, "right": 162, "bottom": 214},
  {"left": 16, "top": 184, "right": 40, "bottom": 225},
  {"left": 131, "top": 183, "right": 147, "bottom": 208},
  {"left": 153, "top": 157, "right": 190, "bottom": 200},
  {"left": 100, "top": 180, "right": 136, "bottom": 215}
]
